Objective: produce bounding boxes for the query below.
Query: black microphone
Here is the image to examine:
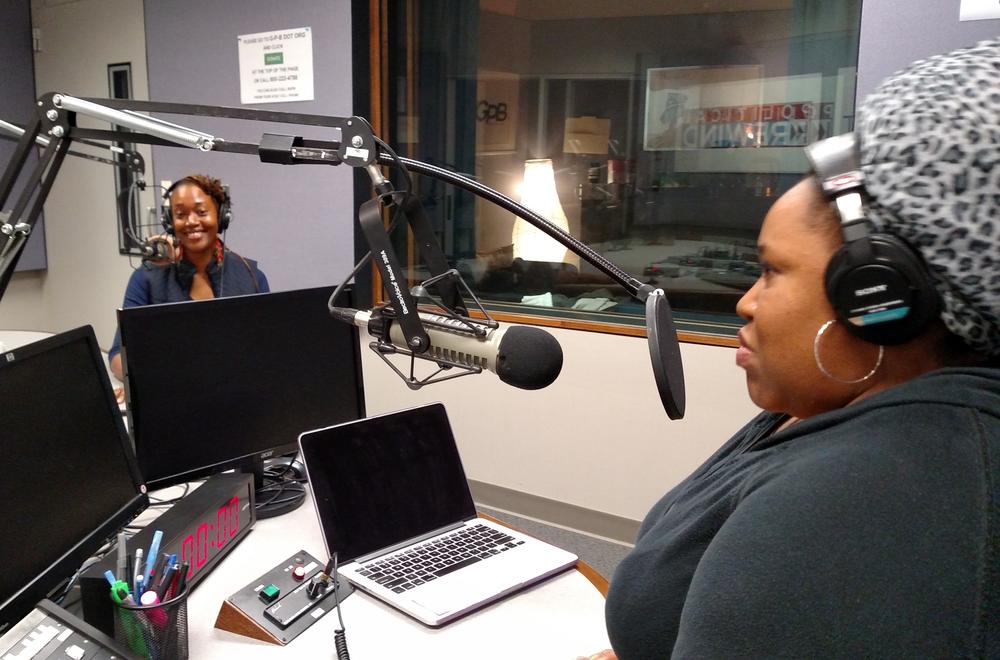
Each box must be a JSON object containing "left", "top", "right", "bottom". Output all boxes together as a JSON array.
[
  {"left": 334, "top": 307, "right": 563, "bottom": 390},
  {"left": 140, "top": 238, "right": 172, "bottom": 262}
]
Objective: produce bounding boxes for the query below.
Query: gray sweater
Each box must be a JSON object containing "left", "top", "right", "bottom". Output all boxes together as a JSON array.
[{"left": 606, "top": 367, "right": 1000, "bottom": 658}]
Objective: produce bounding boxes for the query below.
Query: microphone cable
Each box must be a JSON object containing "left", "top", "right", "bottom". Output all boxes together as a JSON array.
[
  {"left": 331, "top": 552, "right": 350, "bottom": 660},
  {"left": 373, "top": 136, "right": 412, "bottom": 194},
  {"left": 125, "top": 181, "right": 173, "bottom": 270},
  {"left": 121, "top": 180, "right": 147, "bottom": 270}
]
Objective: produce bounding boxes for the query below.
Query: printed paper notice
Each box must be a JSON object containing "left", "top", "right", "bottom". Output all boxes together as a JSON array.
[
  {"left": 960, "top": 0, "right": 1000, "bottom": 21},
  {"left": 238, "top": 27, "right": 314, "bottom": 104}
]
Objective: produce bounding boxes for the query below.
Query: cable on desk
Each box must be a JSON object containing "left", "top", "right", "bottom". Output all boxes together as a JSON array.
[
  {"left": 332, "top": 553, "right": 350, "bottom": 660},
  {"left": 254, "top": 474, "right": 307, "bottom": 519},
  {"left": 147, "top": 482, "right": 191, "bottom": 506},
  {"left": 53, "top": 531, "right": 123, "bottom": 606},
  {"left": 263, "top": 452, "right": 303, "bottom": 481}
]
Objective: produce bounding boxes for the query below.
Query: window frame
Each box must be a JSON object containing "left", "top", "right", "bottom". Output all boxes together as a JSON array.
[{"left": 360, "top": 0, "right": 856, "bottom": 347}]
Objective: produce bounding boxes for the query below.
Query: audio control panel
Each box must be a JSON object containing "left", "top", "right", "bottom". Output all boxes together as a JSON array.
[{"left": 215, "top": 550, "right": 352, "bottom": 646}]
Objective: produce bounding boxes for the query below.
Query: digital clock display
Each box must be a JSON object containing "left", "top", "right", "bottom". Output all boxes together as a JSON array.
[
  {"left": 79, "top": 472, "right": 255, "bottom": 638},
  {"left": 178, "top": 495, "right": 242, "bottom": 577}
]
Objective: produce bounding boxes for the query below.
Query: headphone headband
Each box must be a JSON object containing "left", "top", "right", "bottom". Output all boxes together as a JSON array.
[{"left": 805, "top": 133, "right": 869, "bottom": 233}]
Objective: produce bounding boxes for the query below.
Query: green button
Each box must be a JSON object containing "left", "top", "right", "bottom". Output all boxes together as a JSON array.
[{"left": 259, "top": 584, "right": 280, "bottom": 602}]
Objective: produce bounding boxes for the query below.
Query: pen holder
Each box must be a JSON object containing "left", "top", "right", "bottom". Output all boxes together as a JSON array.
[{"left": 113, "top": 591, "right": 189, "bottom": 660}]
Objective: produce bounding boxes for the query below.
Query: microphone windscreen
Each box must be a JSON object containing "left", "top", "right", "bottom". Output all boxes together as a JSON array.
[
  {"left": 646, "top": 290, "right": 685, "bottom": 419},
  {"left": 496, "top": 326, "right": 563, "bottom": 390}
]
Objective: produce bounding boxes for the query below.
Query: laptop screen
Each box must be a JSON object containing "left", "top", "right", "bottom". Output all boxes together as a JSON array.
[{"left": 301, "top": 403, "right": 477, "bottom": 563}]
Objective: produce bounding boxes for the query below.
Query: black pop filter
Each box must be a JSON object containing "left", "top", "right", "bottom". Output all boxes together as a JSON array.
[{"left": 646, "top": 289, "right": 686, "bottom": 419}]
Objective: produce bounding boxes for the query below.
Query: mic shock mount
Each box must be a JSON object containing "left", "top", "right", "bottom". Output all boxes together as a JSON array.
[{"left": 364, "top": 267, "right": 501, "bottom": 390}]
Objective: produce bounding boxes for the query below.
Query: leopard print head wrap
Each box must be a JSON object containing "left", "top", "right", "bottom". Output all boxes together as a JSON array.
[{"left": 856, "top": 38, "right": 1000, "bottom": 356}]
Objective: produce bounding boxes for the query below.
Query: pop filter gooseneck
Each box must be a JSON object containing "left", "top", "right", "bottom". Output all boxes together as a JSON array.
[
  {"left": 645, "top": 289, "right": 685, "bottom": 420},
  {"left": 393, "top": 156, "right": 687, "bottom": 420}
]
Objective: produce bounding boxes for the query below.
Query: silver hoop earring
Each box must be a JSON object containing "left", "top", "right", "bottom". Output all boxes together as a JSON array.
[{"left": 813, "top": 319, "right": 884, "bottom": 384}]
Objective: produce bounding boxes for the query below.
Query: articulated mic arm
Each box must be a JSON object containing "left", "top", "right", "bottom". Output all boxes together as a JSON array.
[{"left": 0, "top": 94, "right": 684, "bottom": 418}]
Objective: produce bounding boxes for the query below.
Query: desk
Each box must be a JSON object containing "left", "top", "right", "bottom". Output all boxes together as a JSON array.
[
  {"left": 0, "top": 329, "right": 54, "bottom": 350},
  {"left": 162, "top": 488, "right": 611, "bottom": 658}
]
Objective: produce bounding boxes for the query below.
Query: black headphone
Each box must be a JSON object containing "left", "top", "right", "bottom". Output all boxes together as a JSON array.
[
  {"left": 160, "top": 177, "right": 232, "bottom": 234},
  {"left": 804, "top": 133, "right": 939, "bottom": 346}
]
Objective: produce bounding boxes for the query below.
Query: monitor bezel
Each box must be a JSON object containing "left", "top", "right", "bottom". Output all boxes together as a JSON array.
[
  {"left": 118, "top": 285, "right": 366, "bottom": 490},
  {"left": 0, "top": 326, "right": 148, "bottom": 635}
]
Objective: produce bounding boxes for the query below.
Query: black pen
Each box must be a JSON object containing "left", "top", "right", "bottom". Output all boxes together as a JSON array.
[
  {"left": 173, "top": 561, "right": 190, "bottom": 597},
  {"left": 148, "top": 553, "right": 167, "bottom": 594},
  {"left": 157, "top": 563, "right": 178, "bottom": 597}
]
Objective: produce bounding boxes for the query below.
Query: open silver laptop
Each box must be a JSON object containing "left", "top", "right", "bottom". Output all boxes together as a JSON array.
[{"left": 298, "top": 402, "right": 578, "bottom": 627}]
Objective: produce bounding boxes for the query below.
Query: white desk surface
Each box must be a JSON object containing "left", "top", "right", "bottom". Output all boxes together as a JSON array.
[
  {"left": 146, "top": 486, "right": 611, "bottom": 659},
  {"left": 0, "top": 329, "right": 117, "bottom": 384},
  {"left": 0, "top": 330, "right": 54, "bottom": 351}
]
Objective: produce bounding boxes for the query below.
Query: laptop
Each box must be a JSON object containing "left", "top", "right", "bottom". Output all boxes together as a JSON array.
[{"left": 298, "top": 402, "right": 578, "bottom": 627}]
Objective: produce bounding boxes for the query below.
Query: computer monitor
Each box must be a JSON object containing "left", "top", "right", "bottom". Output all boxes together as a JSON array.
[
  {"left": 118, "top": 285, "right": 366, "bottom": 506},
  {"left": 0, "top": 326, "right": 148, "bottom": 634}
]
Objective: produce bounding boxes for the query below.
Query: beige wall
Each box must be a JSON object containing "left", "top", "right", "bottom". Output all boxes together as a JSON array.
[
  {"left": 2, "top": 0, "right": 154, "bottom": 352},
  {"left": 362, "top": 325, "right": 759, "bottom": 522}
]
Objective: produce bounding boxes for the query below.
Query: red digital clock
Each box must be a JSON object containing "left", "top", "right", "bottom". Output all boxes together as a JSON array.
[
  {"left": 179, "top": 494, "right": 242, "bottom": 576},
  {"left": 157, "top": 474, "right": 256, "bottom": 587},
  {"left": 81, "top": 473, "right": 256, "bottom": 636}
]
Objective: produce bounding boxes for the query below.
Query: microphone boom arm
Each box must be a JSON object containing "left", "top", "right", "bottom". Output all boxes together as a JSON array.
[{"left": 0, "top": 94, "right": 684, "bottom": 417}]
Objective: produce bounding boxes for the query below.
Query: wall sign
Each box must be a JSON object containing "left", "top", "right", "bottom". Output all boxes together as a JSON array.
[
  {"left": 476, "top": 71, "right": 519, "bottom": 153},
  {"left": 238, "top": 27, "right": 314, "bottom": 104},
  {"left": 960, "top": 0, "right": 1000, "bottom": 21}
]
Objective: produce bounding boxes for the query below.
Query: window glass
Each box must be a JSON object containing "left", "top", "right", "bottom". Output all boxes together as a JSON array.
[{"left": 383, "top": 1, "right": 861, "bottom": 338}]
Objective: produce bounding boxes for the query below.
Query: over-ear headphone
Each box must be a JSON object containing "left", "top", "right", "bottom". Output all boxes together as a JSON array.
[
  {"left": 160, "top": 176, "right": 232, "bottom": 234},
  {"left": 804, "top": 133, "right": 939, "bottom": 346}
]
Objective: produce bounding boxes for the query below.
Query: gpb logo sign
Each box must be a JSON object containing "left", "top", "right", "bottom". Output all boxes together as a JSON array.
[{"left": 477, "top": 100, "right": 508, "bottom": 123}]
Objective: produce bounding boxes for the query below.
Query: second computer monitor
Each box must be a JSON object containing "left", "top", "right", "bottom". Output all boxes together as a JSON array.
[
  {"left": 118, "top": 285, "right": 366, "bottom": 489},
  {"left": 0, "top": 326, "right": 147, "bottom": 632}
]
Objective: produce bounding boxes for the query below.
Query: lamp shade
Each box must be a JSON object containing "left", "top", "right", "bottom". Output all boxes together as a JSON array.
[{"left": 512, "top": 159, "right": 571, "bottom": 264}]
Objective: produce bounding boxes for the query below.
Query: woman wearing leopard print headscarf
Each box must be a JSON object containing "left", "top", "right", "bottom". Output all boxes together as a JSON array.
[{"left": 592, "top": 39, "right": 1000, "bottom": 660}]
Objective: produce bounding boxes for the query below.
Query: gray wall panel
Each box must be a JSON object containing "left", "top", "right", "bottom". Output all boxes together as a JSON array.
[
  {"left": 858, "top": 0, "right": 1000, "bottom": 102},
  {"left": 143, "top": 0, "right": 354, "bottom": 292}
]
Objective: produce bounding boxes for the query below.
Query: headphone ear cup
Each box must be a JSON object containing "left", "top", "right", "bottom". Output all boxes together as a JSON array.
[
  {"left": 217, "top": 200, "right": 232, "bottom": 232},
  {"left": 160, "top": 203, "right": 174, "bottom": 234},
  {"left": 161, "top": 180, "right": 178, "bottom": 235},
  {"left": 825, "top": 234, "right": 939, "bottom": 345}
]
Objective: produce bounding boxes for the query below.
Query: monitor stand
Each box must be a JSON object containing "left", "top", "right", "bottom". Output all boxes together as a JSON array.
[{"left": 243, "top": 454, "right": 307, "bottom": 520}]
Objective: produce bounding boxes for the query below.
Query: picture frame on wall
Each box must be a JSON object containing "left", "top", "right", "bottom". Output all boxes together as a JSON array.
[
  {"left": 476, "top": 70, "right": 519, "bottom": 154},
  {"left": 642, "top": 65, "right": 854, "bottom": 174},
  {"left": 643, "top": 65, "right": 762, "bottom": 152}
]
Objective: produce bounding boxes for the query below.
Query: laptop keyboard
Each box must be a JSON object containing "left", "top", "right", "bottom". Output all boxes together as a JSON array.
[{"left": 357, "top": 523, "right": 526, "bottom": 594}]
